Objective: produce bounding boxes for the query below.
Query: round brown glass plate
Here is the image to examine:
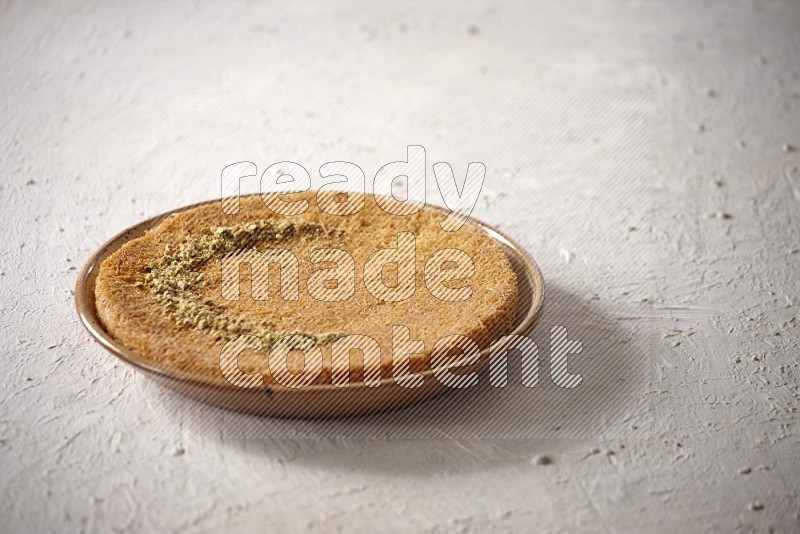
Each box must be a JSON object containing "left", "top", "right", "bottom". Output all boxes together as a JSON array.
[{"left": 75, "top": 196, "right": 545, "bottom": 419}]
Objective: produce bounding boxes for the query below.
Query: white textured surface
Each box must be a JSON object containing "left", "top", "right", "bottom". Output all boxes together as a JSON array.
[{"left": 2, "top": 0, "right": 800, "bottom": 532}]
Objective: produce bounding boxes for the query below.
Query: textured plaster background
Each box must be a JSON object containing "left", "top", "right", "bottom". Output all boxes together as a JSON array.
[{"left": 1, "top": 0, "right": 799, "bottom": 532}]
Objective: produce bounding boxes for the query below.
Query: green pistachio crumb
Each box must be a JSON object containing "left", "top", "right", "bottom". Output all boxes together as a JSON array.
[{"left": 142, "top": 219, "right": 342, "bottom": 346}]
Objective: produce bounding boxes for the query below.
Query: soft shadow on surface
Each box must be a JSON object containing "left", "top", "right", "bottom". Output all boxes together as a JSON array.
[{"left": 148, "top": 283, "right": 649, "bottom": 473}]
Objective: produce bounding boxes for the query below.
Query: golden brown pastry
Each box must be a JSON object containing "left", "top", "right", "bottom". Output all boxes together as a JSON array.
[{"left": 94, "top": 192, "right": 517, "bottom": 388}]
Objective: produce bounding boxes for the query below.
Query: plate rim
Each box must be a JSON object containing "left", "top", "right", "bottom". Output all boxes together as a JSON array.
[{"left": 75, "top": 192, "right": 545, "bottom": 395}]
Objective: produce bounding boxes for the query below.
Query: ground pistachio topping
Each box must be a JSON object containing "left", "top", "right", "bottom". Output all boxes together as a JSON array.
[{"left": 140, "top": 218, "right": 342, "bottom": 348}]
